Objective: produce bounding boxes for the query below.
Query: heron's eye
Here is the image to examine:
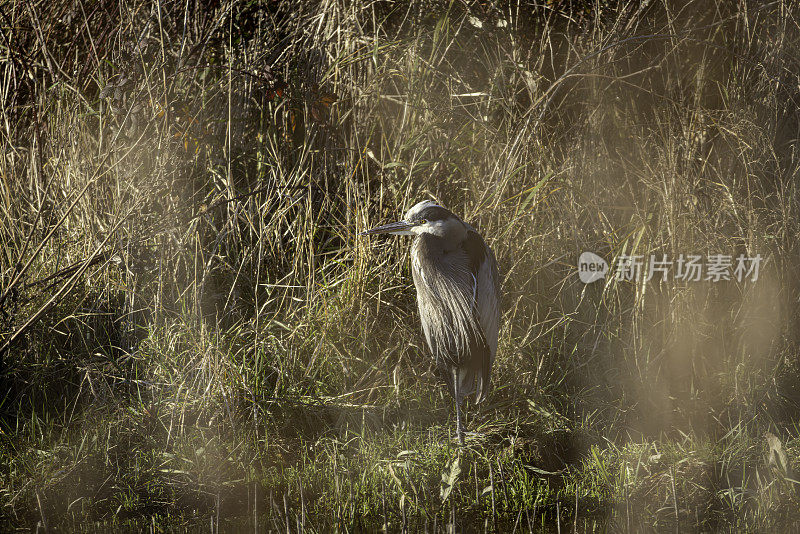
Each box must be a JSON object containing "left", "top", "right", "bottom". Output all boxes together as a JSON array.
[{"left": 418, "top": 219, "right": 428, "bottom": 225}]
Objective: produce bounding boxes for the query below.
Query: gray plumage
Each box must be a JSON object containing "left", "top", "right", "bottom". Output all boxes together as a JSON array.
[{"left": 360, "top": 200, "right": 501, "bottom": 444}]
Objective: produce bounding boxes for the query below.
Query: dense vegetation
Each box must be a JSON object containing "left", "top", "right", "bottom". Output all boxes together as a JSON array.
[{"left": 2, "top": 0, "right": 800, "bottom": 531}]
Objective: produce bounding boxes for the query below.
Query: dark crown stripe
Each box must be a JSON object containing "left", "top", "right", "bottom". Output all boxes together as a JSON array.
[{"left": 415, "top": 206, "right": 452, "bottom": 222}]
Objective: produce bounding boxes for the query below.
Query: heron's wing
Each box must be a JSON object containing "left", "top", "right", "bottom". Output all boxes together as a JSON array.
[
  {"left": 463, "top": 230, "right": 500, "bottom": 361},
  {"left": 462, "top": 230, "right": 500, "bottom": 402}
]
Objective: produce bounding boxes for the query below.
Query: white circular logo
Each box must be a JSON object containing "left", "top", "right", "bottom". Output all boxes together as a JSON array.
[{"left": 578, "top": 252, "right": 608, "bottom": 283}]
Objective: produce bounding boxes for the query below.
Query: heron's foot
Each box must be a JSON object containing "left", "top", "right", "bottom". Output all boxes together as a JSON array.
[
  {"left": 449, "top": 431, "right": 485, "bottom": 445},
  {"left": 449, "top": 430, "right": 464, "bottom": 445}
]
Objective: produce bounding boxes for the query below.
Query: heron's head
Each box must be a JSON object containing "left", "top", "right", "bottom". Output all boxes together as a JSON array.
[{"left": 360, "top": 200, "right": 466, "bottom": 240}]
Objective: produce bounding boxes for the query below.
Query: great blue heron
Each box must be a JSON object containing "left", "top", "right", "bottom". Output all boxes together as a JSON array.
[{"left": 360, "top": 200, "right": 500, "bottom": 444}]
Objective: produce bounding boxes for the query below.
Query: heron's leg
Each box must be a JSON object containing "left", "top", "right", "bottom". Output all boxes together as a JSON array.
[
  {"left": 452, "top": 368, "right": 464, "bottom": 445},
  {"left": 455, "top": 399, "right": 464, "bottom": 445}
]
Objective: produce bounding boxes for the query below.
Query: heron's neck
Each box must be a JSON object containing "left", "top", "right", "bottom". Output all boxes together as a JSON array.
[{"left": 415, "top": 229, "right": 464, "bottom": 254}]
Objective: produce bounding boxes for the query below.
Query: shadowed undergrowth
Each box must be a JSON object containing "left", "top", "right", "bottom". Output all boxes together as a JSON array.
[{"left": 2, "top": 0, "right": 800, "bottom": 531}]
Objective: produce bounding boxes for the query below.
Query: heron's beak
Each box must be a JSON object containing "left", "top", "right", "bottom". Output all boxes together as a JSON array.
[{"left": 359, "top": 220, "right": 416, "bottom": 236}]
